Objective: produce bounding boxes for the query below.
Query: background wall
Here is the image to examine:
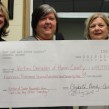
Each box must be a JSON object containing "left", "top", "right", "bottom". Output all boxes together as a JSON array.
[
  {"left": 58, "top": 18, "right": 85, "bottom": 40},
  {"left": 5, "top": 0, "right": 23, "bottom": 41}
]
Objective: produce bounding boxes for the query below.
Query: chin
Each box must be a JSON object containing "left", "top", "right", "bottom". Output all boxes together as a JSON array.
[{"left": 93, "top": 36, "right": 103, "bottom": 40}]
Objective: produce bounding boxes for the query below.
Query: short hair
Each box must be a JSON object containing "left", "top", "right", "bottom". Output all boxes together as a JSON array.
[
  {"left": 31, "top": 4, "right": 58, "bottom": 36},
  {"left": 84, "top": 13, "right": 109, "bottom": 39},
  {"left": 0, "top": 2, "right": 9, "bottom": 37}
]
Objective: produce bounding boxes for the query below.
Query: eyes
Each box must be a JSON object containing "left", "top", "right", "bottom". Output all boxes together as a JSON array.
[
  {"left": 89, "top": 24, "right": 106, "bottom": 29},
  {"left": 40, "top": 15, "right": 56, "bottom": 21},
  {"left": 40, "top": 17, "right": 55, "bottom": 21}
]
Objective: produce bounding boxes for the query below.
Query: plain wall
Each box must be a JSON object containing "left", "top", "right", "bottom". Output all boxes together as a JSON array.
[
  {"left": 58, "top": 18, "right": 86, "bottom": 40},
  {"left": 4, "top": 0, "right": 23, "bottom": 41}
]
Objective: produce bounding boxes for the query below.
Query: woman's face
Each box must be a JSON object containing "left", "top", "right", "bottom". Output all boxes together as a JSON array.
[
  {"left": 89, "top": 17, "right": 109, "bottom": 40},
  {"left": 36, "top": 12, "right": 56, "bottom": 40},
  {"left": 0, "top": 10, "right": 5, "bottom": 29}
]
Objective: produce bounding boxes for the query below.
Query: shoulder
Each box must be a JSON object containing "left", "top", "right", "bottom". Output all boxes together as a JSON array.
[
  {"left": 21, "top": 36, "right": 37, "bottom": 41},
  {"left": 56, "top": 33, "right": 64, "bottom": 40}
]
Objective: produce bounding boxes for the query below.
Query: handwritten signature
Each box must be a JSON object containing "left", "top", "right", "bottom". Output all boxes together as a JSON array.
[{"left": 67, "top": 83, "right": 109, "bottom": 97}]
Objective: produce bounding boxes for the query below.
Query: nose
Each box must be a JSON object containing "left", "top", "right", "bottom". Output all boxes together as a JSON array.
[
  {"left": 45, "top": 18, "right": 50, "bottom": 23},
  {"left": 95, "top": 25, "right": 100, "bottom": 30}
]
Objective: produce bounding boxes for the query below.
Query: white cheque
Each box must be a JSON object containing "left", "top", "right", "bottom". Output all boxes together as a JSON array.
[{"left": 0, "top": 40, "right": 109, "bottom": 107}]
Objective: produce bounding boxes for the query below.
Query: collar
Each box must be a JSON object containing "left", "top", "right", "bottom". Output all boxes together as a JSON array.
[{"left": 35, "top": 35, "right": 56, "bottom": 40}]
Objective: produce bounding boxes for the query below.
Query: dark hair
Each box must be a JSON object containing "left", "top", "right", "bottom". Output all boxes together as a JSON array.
[
  {"left": 0, "top": 2, "right": 9, "bottom": 37},
  {"left": 31, "top": 4, "right": 58, "bottom": 37}
]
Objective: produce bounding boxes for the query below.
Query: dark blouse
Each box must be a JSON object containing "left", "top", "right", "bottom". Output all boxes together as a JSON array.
[{"left": 0, "top": 37, "right": 5, "bottom": 41}]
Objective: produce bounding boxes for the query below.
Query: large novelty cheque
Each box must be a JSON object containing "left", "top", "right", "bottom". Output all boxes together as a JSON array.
[{"left": 0, "top": 40, "right": 109, "bottom": 107}]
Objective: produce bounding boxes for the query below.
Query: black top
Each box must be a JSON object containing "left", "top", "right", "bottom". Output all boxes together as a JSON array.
[
  {"left": 0, "top": 37, "right": 5, "bottom": 41},
  {"left": 56, "top": 32, "right": 64, "bottom": 40}
]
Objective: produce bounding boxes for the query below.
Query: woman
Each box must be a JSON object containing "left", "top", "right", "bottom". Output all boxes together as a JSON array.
[
  {"left": 19, "top": 3, "right": 72, "bottom": 109},
  {"left": 84, "top": 13, "right": 109, "bottom": 40},
  {"left": 81, "top": 13, "right": 109, "bottom": 109},
  {"left": 0, "top": 2, "right": 9, "bottom": 41},
  {"left": 0, "top": 1, "right": 9, "bottom": 109},
  {"left": 0, "top": 2, "right": 9, "bottom": 109},
  {"left": 22, "top": 4, "right": 64, "bottom": 41}
]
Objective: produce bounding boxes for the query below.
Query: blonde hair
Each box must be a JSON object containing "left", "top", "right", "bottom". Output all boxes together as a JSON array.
[
  {"left": 84, "top": 13, "right": 109, "bottom": 39},
  {"left": 0, "top": 2, "right": 9, "bottom": 37}
]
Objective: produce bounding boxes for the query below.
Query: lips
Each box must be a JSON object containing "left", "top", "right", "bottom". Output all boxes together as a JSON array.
[
  {"left": 94, "top": 33, "right": 102, "bottom": 35},
  {"left": 0, "top": 20, "right": 3, "bottom": 24},
  {"left": 44, "top": 25, "right": 52, "bottom": 30}
]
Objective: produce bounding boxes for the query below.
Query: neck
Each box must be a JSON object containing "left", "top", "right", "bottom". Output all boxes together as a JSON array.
[{"left": 35, "top": 35, "right": 55, "bottom": 40}]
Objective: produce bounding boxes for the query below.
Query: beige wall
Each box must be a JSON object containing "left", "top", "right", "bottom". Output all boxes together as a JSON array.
[{"left": 5, "top": 0, "right": 23, "bottom": 41}]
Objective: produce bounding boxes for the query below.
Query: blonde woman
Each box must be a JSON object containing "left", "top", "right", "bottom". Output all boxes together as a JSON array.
[
  {"left": 84, "top": 13, "right": 109, "bottom": 40},
  {"left": 0, "top": 2, "right": 9, "bottom": 41},
  {"left": 81, "top": 13, "right": 109, "bottom": 109}
]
